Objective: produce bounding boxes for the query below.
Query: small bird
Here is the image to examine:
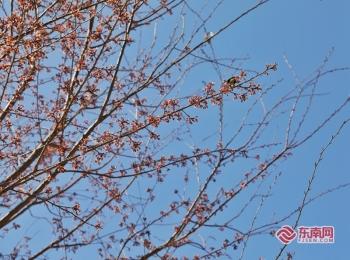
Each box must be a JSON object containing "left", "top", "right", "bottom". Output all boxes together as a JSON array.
[
  {"left": 204, "top": 32, "right": 215, "bottom": 43},
  {"left": 225, "top": 76, "right": 238, "bottom": 86}
]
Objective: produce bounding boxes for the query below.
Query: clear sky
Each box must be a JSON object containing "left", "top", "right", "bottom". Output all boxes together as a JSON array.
[{"left": 188, "top": 0, "right": 350, "bottom": 259}]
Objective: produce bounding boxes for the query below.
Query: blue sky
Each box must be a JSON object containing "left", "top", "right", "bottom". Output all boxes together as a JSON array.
[{"left": 189, "top": 0, "right": 350, "bottom": 259}]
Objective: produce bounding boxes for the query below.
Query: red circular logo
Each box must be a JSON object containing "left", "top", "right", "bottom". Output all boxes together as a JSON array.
[{"left": 276, "top": 225, "right": 297, "bottom": 244}]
